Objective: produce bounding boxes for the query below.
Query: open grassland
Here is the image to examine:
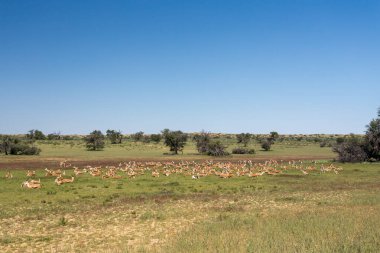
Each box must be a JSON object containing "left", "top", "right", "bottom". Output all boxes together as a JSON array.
[
  {"left": 1, "top": 162, "right": 380, "bottom": 252},
  {"left": 0, "top": 140, "right": 334, "bottom": 169}
]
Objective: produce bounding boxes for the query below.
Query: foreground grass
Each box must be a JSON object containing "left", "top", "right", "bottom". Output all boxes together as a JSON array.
[
  {"left": 164, "top": 205, "right": 380, "bottom": 253},
  {"left": 0, "top": 162, "right": 379, "bottom": 252}
]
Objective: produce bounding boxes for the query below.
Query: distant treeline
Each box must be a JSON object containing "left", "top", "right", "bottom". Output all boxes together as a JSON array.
[{"left": 1, "top": 107, "right": 378, "bottom": 161}]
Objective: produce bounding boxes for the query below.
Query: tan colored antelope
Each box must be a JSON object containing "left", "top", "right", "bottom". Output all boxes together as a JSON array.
[
  {"left": 27, "top": 170, "right": 36, "bottom": 177},
  {"left": 55, "top": 176, "right": 75, "bottom": 186},
  {"left": 21, "top": 180, "right": 41, "bottom": 189},
  {"left": 5, "top": 171, "right": 13, "bottom": 179}
]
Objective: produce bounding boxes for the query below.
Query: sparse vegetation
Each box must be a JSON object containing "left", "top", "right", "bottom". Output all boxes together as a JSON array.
[
  {"left": 131, "top": 131, "right": 144, "bottom": 142},
  {"left": 106, "top": 130, "right": 123, "bottom": 144},
  {"left": 232, "top": 147, "right": 255, "bottom": 154},
  {"left": 236, "top": 133, "right": 251, "bottom": 147}
]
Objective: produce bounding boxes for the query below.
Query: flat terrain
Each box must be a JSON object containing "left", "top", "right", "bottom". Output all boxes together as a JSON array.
[
  {"left": 0, "top": 140, "right": 334, "bottom": 169},
  {"left": 1, "top": 160, "right": 380, "bottom": 252}
]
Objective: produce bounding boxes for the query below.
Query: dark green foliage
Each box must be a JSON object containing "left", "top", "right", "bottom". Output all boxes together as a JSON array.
[
  {"left": 150, "top": 134, "right": 162, "bottom": 143},
  {"left": 10, "top": 143, "right": 41, "bottom": 155},
  {"left": 333, "top": 135, "right": 367, "bottom": 162},
  {"left": 193, "top": 131, "right": 211, "bottom": 153},
  {"left": 0, "top": 135, "right": 14, "bottom": 155},
  {"left": 270, "top": 131, "right": 279, "bottom": 141},
  {"left": 364, "top": 117, "right": 380, "bottom": 161},
  {"left": 85, "top": 130, "right": 105, "bottom": 151},
  {"left": 232, "top": 147, "right": 255, "bottom": 154},
  {"left": 261, "top": 140, "right": 272, "bottom": 151},
  {"left": 1, "top": 136, "right": 40, "bottom": 155},
  {"left": 162, "top": 129, "right": 188, "bottom": 154},
  {"left": 47, "top": 133, "right": 61, "bottom": 140},
  {"left": 336, "top": 137, "right": 345, "bottom": 144},
  {"left": 26, "top": 129, "right": 46, "bottom": 140},
  {"left": 106, "top": 130, "right": 123, "bottom": 144},
  {"left": 236, "top": 133, "right": 251, "bottom": 147},
  {"left": 206, "top": 141, "right": 230, "bottom": 156},
  {"left": 333, "top": 108, "right": 380, "bottom": 162},
  {"left": 131, "top": 131, "right": 144, "bottom": 142}
]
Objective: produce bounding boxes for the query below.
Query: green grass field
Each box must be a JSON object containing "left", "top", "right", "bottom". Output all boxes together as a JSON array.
[
  {"left": 0, "top": 139, "right": 334, "bottom": 163},
  {"left": 1, "top": 159, "right": 380, "bottom": 252}
]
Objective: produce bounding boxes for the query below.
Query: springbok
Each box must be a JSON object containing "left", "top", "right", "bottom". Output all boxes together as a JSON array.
[
  {"left": 21, "top": 180, "right": 41, "bottom": 189},
  {"left": 55, "top": 176, "right": 75, "bottom": 186},
  {"left": 5, "top": 171, "right": 13, "bottom": 179},
  {"left": 27, "top": 170, "right": 36, "bottom": 177}
]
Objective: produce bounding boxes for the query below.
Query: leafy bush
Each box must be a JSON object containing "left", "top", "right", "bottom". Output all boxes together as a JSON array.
[
  {"left": 236, "top": 133, "right": 251, "bottom": 147},
  {"left": 193, "top": 131, "right": 211, "bottom": 153},
  {"left": 106, "top": 130, "right": 122, "bottom": 144},
  {"left": 47, "top": 133, "right": 61, "bottom": 140},
  {"left": 150, "top": 134, "right": 162, "bottom": 143},
  {"left": 364, "top": 117, "right": 380, "bottom": 161},
  {"left": 232, "top": 147, "right": 255, "bottom": 154},
  {"left": 131, "top": 131, "right": 144, "bottom": 142},
  {"left": 269, "top": 131, "right": 279, "bottom": 141},
  {"left": 333, "top": 108, "right": 380, "bottom": 162},
  {"left": 162, "top": 129, "right": 188, "bottom": 154},
  {"left": 261, "top": 140, "right": 272, "bottom": 151},
  {"left": 1, "top": 136, "right": 40, "bottom": 155},
  {"left": 206, "top": 141, "right": 229, "bottom": 156},
  {"left": 85, "top": 130, "right": 105, "bottom": 151},
  {"left": 26, "top": 129, "right": 46, "bottom": 140},
  {"left": 333, "top": 137, "right": 367, "bottom": 163},
  {"left": 9, "top": 143, "right": 41, "bottom": 155}
]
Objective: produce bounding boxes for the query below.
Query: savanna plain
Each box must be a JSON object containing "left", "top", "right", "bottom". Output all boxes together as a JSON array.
[{"left": 1, "top": 138, "right": 380, "bottom": 253}]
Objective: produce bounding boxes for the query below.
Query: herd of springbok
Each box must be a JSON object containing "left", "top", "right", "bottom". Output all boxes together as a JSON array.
[{"left": 3, "top": 160, "right": 343, "bottom": 189}]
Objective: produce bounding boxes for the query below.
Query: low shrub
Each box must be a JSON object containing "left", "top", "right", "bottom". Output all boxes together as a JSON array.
[
  {"left": 261, "top": 141, "right": 272, "bottom": 151},
  {"left": 9, "top": 144, "right": 41, "bottom": 155},
  {"left": 206, "top": 141, "right": 230, "bottom": 156},
  {"left": 232, "top": 147, "right": 255, "bottom": 154}
]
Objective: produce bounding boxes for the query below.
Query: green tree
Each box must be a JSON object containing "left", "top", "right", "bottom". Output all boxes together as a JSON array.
[
  {"left": 261, "top": 140, "right": 272, "bottom": 151},
  {"left": 269, "top": 131, "right": 279, "bottom": 142},
  {"left": 236, "top": 133, "right": 251, "bottom": 147},
  {"left": 47, "top": 132, "right": 61, "bottom": 140},
  {"left": 26, "top": 129, "right": 46, "bottom": 140},
  {"left": 206, "top": 140, "right": 229, "bottom": 156},
  {"left": 0, "top": 135, "right": 14, "bottom": 155},
  {"left": 364, "top": 111, "right": 380, "bottom": 160},
  {"left": 131, "top": 131, "right": 144, "bottom": 142},
  {"left": 150, "top": 134, "right": 162, "bottom": 143},
  {"left": 106, "top": 130, "right": 123, "bottom": 144},
  {"left": 85, "top": 130, "right": 105, "bottom": 151},
  {"left": 162, "top": 129, "right": 187, "bottom": 154},
  {"left": 193, "top": 130, "right": 211, "bottom": 153}
]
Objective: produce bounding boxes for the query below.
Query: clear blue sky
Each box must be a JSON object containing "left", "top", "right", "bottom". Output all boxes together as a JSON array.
[{"left": 1, "top": 0, "right": 379, "bottom": 135}]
